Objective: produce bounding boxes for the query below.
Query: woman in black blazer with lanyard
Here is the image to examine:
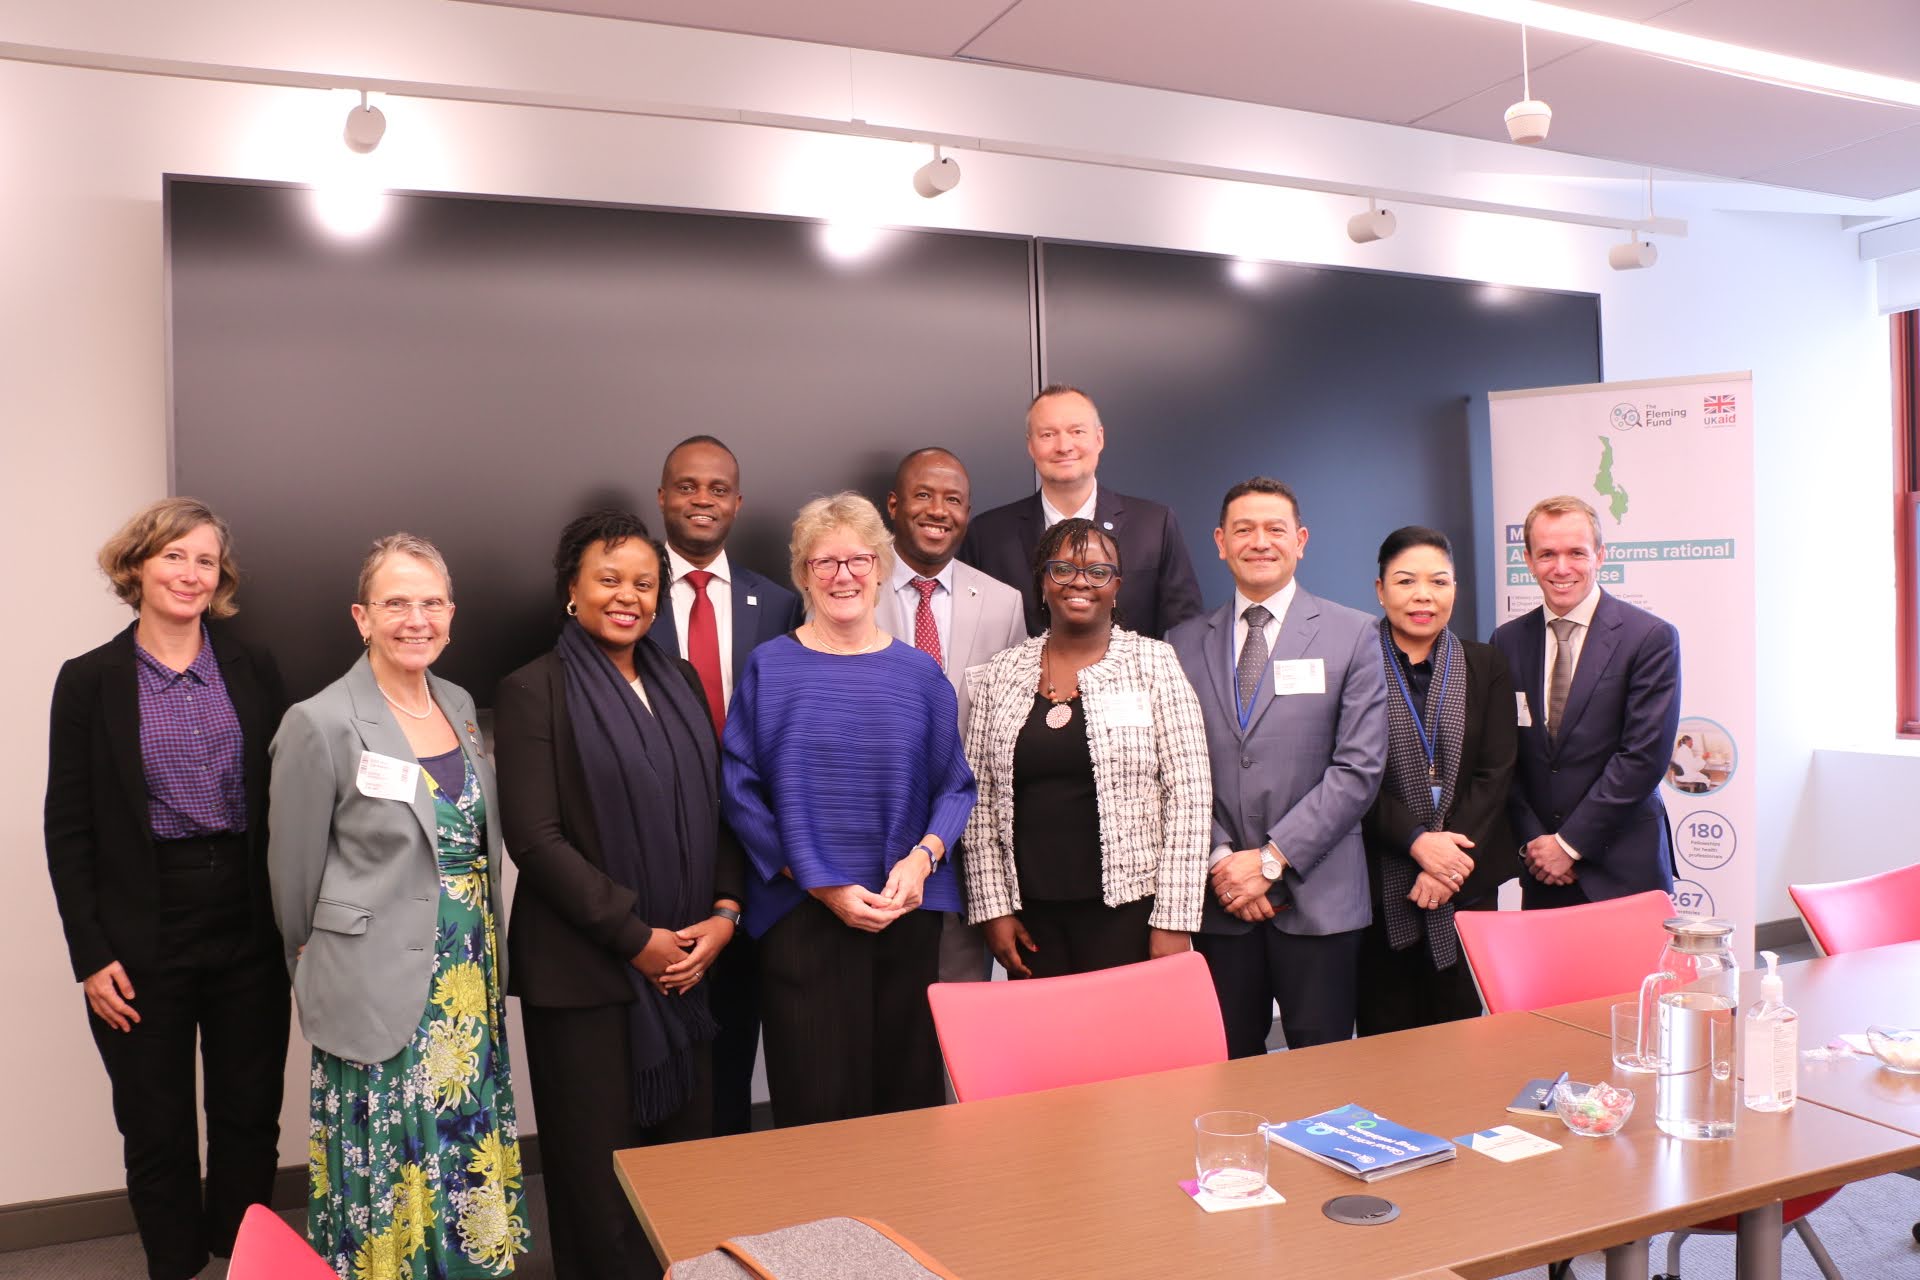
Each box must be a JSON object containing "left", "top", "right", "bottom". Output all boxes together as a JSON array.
[
  {"left": 43, "top": 498, "right": 289, "bottom": 1280},
  {"left": 493, "top": 510, "right": 744, "bottom": 1280},
  {"left": 1358, "top": 526, "right": 1517, "bottom": 1036}
]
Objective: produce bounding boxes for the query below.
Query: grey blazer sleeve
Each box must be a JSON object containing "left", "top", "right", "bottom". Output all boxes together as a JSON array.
[
  {"left": 1266, "top": 619, "right": 1390, "bottom": 875},
  {"left": 267, "top": 701, "right": 336, "bottom": 974}
]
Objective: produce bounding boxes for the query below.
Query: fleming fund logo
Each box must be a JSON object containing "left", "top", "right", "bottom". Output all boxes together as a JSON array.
[{"left": 1703, "top": 394, "right": 1738, "bottom": 427}]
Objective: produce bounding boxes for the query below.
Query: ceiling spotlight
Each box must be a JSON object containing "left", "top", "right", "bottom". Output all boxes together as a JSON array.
[
  {"left": 1505, "top": 26, "right": 1552, "bottom": 144},
  {"left": 1608, "top": 233, "right": 1657, "bottom": 270},
  {"left": 343, "top": 91, "right": 386, "bottom": 154},
  {"left": 1347, "top": 199, "right": 1397, "bottom": 244},
  {"left": 912, "top": 146, "right": 961, "bottom": 199}
]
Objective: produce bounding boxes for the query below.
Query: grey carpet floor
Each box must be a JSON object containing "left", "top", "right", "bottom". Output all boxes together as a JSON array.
[{"left": 1, "top": 1168, "right": 1915, "bottom": 1279}]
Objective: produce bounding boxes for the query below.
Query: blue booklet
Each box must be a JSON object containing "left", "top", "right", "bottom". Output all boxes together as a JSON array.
[{"left": 1264, "top": 1103, "right": 1457, "bottom": 1182}]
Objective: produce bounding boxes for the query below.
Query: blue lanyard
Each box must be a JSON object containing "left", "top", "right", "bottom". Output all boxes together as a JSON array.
[
  {"left": 1232, "top": 621, "right": 1269, "bottom": 731},
  {"left": 1386, "top": 635, "right": 1450, "bottom": 804}
]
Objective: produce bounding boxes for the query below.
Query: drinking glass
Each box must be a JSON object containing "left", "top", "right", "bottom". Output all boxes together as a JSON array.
[
  {"left": 1612, "top": 1001, "right": 1660, "bottom": 1073},
  {"left": 1194, "top": 1110, "right": 1267, "bottom": 1198}
]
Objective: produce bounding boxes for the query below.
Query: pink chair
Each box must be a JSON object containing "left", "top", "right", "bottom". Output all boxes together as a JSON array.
[
  {"left": 1454, "top": 889, "right": 1674, "bottom": 1014},
  {"left": 1456, "top": 892, "right": 1841, "bottom": 1280},
  {"left": 926, "top": 951, "right": 1226, "bottom": 1102},
  {"left": 229, "top": 1203, "right": 337, "bottom": 1280},
  {"left": 1789, "top": 862, "right": 1920, "bottom": 956}
]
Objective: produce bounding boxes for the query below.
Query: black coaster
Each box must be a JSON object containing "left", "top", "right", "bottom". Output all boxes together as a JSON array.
[{"left": 1322, "top": 1194, "right": 1400, "bottom": 1226}]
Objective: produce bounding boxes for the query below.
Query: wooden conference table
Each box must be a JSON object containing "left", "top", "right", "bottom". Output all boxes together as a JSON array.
[{"left": 615, "top": 969, "right": 1920, "bottom": 1280}]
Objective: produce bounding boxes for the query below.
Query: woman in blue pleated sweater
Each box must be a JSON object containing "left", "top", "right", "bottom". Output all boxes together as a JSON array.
[{"left": 720, "top": 491, "right": 976, "bottom": 1127}]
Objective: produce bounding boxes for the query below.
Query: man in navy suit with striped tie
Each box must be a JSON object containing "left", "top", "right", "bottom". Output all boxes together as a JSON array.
[
  {"left": 1491, "top": 495, "right": 1681, "bottom": 909},
  {"left": 654, "top": 434, "right": 804, "bottom": 1134}
]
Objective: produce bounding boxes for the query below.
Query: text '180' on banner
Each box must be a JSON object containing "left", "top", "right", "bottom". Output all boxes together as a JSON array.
[{"left": 1489, "top": 372, "right": 1756, "bottom": 941}]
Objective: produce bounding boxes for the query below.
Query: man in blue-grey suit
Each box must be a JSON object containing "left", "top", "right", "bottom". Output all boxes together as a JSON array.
[
  {"left": 1168, "top": 478, "right": 1387, "bottom": 1056},
  {"left": 652, "top": 434, "right": 805, "bottom": 1136},
  {"left": 1492, "top": 495, "right": 1680, "bottom": 909}
]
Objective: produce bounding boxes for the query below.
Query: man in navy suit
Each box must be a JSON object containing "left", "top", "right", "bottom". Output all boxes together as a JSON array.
[
  {"left": 962, "top": 385, "right": 1204, "bottom": 640},
  {"left": 1492, "top": 495, "right": 1681, "bottom": 909},
  {"left": 653, "top": 434, "right": 804, "bottom": 1135},
  {"left": 1167, "top": 478, "right": 1387, "bottom": 1055}
]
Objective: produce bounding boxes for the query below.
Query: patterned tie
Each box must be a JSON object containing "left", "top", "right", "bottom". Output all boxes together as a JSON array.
[
  {"left": 684, "top": 569, "right": 726, "bottom": 732},
  {"left": 1237, "top": 603, "right": 1272, "bottom": 709},
  {"left": 1546, "top": 617, "right": 1577, "bottom": 742},
  {"left": 910, "top": 577, "right": 943, "bottom": 668}
]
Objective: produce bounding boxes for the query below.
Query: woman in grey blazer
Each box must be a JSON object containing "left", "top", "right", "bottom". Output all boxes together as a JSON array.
[{"left": 269, "top": 533, "right": 528, "bottom": 1278}]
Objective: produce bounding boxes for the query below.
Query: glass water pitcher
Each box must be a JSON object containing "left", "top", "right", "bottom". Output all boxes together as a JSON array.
[{"left": 1637, "top": 916, "right": 1740, "bottom": 1140}]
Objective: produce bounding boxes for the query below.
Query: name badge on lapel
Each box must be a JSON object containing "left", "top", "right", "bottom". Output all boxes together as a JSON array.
[
  {"left": 356, "top": 750, "right": 420, "bottom": 802},
  {"left": 1096, "top": 690, "right": 1153, "bottom": 727},
  {"left": 1271, "top": 658, "right": 1326, "bottom": 696},
  {"left": 746, "top": 595, "right": 758, "bottom": 606}
]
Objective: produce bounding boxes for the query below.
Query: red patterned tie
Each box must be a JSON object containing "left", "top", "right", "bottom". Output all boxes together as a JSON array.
[
  {"left": 911, "top": 576, "right": 943, "bottom": 669},
  {"left": 684, "top": 569, "right": 726, "bottom": 732}
]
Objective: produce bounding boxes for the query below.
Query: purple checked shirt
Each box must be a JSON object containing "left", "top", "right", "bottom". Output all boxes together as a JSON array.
[{"left": 135, "top": 631, "right": 248, "bottom": 839}]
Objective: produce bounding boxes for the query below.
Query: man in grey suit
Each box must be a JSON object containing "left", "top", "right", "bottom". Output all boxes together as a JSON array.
[
  {"left": 1167, "top": 478, "right": 1388, "bottom": 1055},
  {"left": 878, "top": 447, "right": 1027, "bottom": 982}
]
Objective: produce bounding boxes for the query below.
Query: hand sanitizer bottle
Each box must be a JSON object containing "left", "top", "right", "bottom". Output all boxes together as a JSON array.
[{"left": 1743, "top": 950, "right": 1798, "bottom": 1112}]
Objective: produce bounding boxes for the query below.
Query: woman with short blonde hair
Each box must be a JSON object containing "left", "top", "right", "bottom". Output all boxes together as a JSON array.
[{"left": 722, "top": 492, "right": 975, "bottom": 1126}]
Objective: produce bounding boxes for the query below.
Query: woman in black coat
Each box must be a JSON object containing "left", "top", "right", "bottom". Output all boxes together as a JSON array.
[
  {"left": 492, "top": 510, "right": 744, "bottom": 1280},
  {"left": 1357, "top": 526, "right": 1517, "bottom": 1036},
  {"left": 43, "top": 498, "right": 289, "bottom": 1280}
]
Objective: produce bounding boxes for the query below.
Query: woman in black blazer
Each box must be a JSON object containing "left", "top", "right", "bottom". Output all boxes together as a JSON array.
[
  {"left": 493, "top": 510, "right": 744, "bottom": 1280},
  {"left": 43, "top": 498, "right": 290, "bottom": 1280},
  {"left": 1357, "top": 526, "right": 1517, "bottom": 1036}
]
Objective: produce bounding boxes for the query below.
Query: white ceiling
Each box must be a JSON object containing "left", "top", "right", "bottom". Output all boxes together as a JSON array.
[{"left": 462, "top": 0, "right": 1920, "bottom": 200}]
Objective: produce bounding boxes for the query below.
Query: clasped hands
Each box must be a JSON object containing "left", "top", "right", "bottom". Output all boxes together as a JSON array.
[
  {"left": 1408, "top": 830, "right": 1478, "bottom": 910},
  {"left": 631, "top": 906, "right": 739, "bottom": 996},
  {"left": 1521, "top": 833, "right": 1577, "bottom": 887},
  {"left": 1211, "top": 848, "right": 1280, "bottom": 923},
  {"left": 802, "top": 837, "right": 945, "bottom": 934}
]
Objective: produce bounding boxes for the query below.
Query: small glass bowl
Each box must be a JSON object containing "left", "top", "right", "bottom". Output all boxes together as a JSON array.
[
  {"left": 1552, "top": 1080, "right": 1635, "bottom": 1137},
  {"left": 1866, "top": 1026, "right": 1920, "bottom": 1075}
]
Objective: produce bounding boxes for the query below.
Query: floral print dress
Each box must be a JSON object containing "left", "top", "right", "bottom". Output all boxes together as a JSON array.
[{"left": 307, "top": 759, "right": 529, "bottom": 1279}]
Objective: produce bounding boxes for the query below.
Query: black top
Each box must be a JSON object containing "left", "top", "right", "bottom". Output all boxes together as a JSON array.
[
  {"left": 1394, "top": 643, "right": 1434, "bottom": 707},
  {"left": 419, "top": 745, "right": 467, "bottom": 800},
  {"left": 1012, "top": 693, "right": 1103, "bottom": 902}
]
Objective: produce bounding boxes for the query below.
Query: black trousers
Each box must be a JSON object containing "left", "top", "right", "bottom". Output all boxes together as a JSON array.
[
  {"left": 706, "top": 929, "right": 760, "bottom": 1136},
  {"left": 1012, "top": 896, "right": 1154, "bottom": 979},
  {"left": 1354, "top": 898, "right": 1493, "bottom": 1036},
  {"left": 520, "top": 1002, "right": 713, "bottom": 1280},
  {"left": 88, "top": 835, "right": 289, "bottom": 1280},
  {"left": 757, "top": 897, "right": 944, "bottom": 1128},
  {"left": 1193, "top": 925, "right": 1364, "bottom": 1058}
]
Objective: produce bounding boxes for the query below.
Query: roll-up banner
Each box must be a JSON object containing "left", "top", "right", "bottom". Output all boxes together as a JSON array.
[{"left": 1490, "top": 373, "right": 1756, "bottom": 942}]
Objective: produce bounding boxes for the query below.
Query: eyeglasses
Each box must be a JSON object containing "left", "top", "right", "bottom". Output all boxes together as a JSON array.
[
  {"left": 805, "top": 554, "right": 878, "bottom": 582},
  {"left": 367, "top": 597, "right": 451, "bottom": 619},
  {"left": 1042, "top": 560, "right": 1120, "bottom": 588}
]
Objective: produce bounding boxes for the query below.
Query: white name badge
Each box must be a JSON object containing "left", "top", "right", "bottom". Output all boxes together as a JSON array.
[
  {"left": 1271, "top": 658, "right": 1326, "bottom": 696},
  {"left": 1516, "top": 692, "right": 1534, "bottom": 727},
  {"left": 356, "top": 750, "right": 421, "bottom": 802},
  {"left": 1098, "top": 690, "right": 1154, "bottom": 727}
]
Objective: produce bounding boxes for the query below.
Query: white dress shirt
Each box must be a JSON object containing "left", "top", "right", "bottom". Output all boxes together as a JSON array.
[
  {"left": 1541, "top": 583, "right": 1603, "bottom": 860},
  {"left": 1209, "top": 579, "right": 1298, "bottom": 868},
  {"left": 666, "top": 547, "right": 735, "bottom": 710},
  {"left": 889, "top": 555, "right": 955, "bottom": 667},
  {"left": 1040, "top": 481, "right": 1098, "bottom": 528}
]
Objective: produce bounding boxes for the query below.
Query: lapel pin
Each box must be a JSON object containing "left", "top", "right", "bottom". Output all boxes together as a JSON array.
[
  {"left": 1101, "top": 521, "right": 1114, "bottom": 531},
  {"left": 747, "top": 595, "right": 758, "bottom": 606}
]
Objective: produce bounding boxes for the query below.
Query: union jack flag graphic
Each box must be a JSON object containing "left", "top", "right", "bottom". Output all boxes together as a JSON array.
[{"left": 1704, "top": 395, "right": 1736, "bottom": 413}]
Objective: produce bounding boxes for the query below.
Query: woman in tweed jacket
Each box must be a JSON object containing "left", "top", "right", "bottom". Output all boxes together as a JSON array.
[{"left": 961, "top": 518, "right": 1210, "bottom": 977}]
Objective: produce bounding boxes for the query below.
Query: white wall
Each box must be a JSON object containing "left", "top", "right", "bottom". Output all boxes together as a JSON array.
[{"left": 3, "top": 0, "right": 1911, "bottom": 1208}]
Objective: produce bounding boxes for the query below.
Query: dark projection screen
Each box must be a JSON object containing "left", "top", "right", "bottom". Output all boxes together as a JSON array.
[
  {"left": 1035, "top": 241, "right": 1602, "bottom": 633},
  {"left": 168, "top": 179, "right": 1601, "bottom": 701},
  {"left": 168, "top": 179, "right": 1036, "bottom": 699}
]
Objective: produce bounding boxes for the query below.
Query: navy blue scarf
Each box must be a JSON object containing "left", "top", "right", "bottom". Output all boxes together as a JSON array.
[{"left": 557, "top": 621, "right": 720, "bottom": 1126}]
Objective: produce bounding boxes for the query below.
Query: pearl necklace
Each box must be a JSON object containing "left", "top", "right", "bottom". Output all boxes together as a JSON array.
[
  {"left": 378, "top": 681, "right": 435, "bottom": 720},
  {"left": 808, "top": 623, "right": 883, "bottom": 655}
]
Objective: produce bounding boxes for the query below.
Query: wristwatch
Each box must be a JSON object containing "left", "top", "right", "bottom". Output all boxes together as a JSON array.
[
  {"left": 711, "top": 905, "right": 743, "bottom": 926},
  {"left": 913, "top": 842, "right": 940, "bottom": 871},
  {"left": 1259, "top": 845, "right": 1284, "bottom": 882}
]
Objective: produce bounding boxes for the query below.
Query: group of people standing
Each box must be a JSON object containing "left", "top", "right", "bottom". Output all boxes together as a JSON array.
[{"left": 44, "top": 385, "right": 1684, "bottom": 1280}]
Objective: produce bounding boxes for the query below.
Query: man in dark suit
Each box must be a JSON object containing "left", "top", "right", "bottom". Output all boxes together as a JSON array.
[
  {"left": 1167, "top": 478, "right": 1387, "bottom": 1055},
  {"left": 1492, "top": 495, "right": 1681, "bottom": 909},
  {"left": 653, "top": 434, "right": 804, "bottom": 1135},
  {"left": 962, "top": 385, "right": 1203, "bottom": 639}
]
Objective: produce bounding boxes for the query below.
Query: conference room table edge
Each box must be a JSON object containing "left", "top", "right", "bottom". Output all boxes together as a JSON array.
[{"left": 611, "top": 1006, "right": 1920, "bottom": 1280}]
